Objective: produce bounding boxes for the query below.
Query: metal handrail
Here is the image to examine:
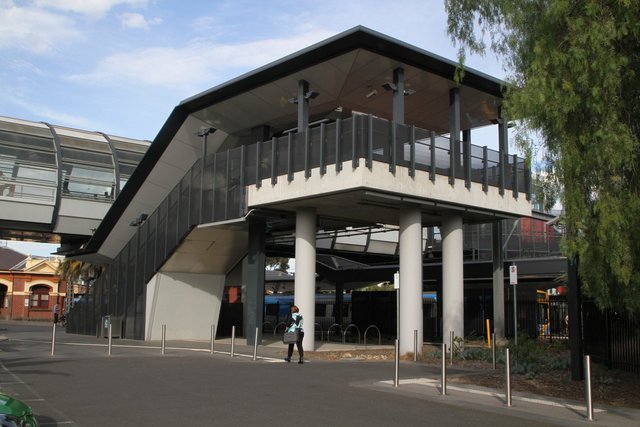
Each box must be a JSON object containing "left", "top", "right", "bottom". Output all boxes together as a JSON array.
[
  {"left": 327, "top": 323, "right": 342, "bottom": 342},
  {"left": 343, "top": 323, "right": 361, "bottom": 345},
  {"left": 364, "top": 325, "right": 381, "bottom": 346}
]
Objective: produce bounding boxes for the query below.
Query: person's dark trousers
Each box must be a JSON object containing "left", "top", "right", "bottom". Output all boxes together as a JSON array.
[{"left": 287, "top": 331, "right": 305, "bottom": 363}]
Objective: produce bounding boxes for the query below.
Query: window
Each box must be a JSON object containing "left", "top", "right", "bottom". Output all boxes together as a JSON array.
[{"left": 30, "top": 285, "right": 51, "bottom": 308}]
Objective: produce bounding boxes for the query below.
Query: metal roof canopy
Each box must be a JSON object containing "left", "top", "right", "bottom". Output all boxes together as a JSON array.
[{"left": 183, "top": 26, "right": 504, "bottom": 137}]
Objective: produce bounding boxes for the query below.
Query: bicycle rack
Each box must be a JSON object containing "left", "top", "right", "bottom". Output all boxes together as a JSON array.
[
  {"left": 262, "top": 321, "right": 274, "bottom": 334},
  {"left": 327, "top": 323, "right": 342, "bottom": 342},
  {"left": 364, "top": 325, "right": 381, "bottom": 346},
  {"left": 273, "top": 322, "right": 287, "bottom": 336},
  {"left": 343, "top": 324, "right": 361, "bottom": 345}
]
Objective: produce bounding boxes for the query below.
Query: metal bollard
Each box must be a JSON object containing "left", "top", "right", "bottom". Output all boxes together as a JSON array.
[
  {"left": 506, "top": 348, "right": 512, "bottom": 406},
  {"left": 413, "top": 330, "right": 418, "bottom": 362},
  {"left": 394, "top": 339, "right": 399, "bottom": 387},
  {"left": 230, "top": 325, "right": 235, "bottom": 358},
  {"left": 492, "top": 333, "right": 496, "bottom": 370},
  {"left": 161, "top": 324, "right": 166, "bottom": 355},
  {"left": 108, "top": 322, "right": 112, "bottom": 356},
  {"left": 253, "top": 326, "right": 259, "bottom": 361},
  {"left": 450, "top": 330, "right": 454, "bottom": 366},
  {"left": 210, "top": 324, "right": 216, "bottom": 355},
  {"left": 441, "top": 343, "right": 447, "bottom": 395},
  {"left": 50, "top": 322, "right": 56, "bottom": 356},
  {"left": 585, "top": 355, "right": 594, "bottom": 420}
]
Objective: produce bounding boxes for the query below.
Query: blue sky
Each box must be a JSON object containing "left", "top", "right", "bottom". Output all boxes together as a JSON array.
[{"left": 1, "top": 0, "right": 508, "bottom": 256}]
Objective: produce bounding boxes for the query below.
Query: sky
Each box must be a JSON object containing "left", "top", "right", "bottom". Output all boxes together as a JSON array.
[{"left": 0, "top": 0, "right": 510, "bottom": 256}]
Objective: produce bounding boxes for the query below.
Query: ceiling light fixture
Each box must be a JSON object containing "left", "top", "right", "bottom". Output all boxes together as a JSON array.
[
  {"left": 381, "top": 82, "right": 397, "bottom": 92},
  {"left": 365, "top": 87, "right": 378, "bottom": 99}
]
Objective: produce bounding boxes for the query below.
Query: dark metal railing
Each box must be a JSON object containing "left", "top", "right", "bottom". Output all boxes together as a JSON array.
[{"left": 67, "top": 114, "right": 530, "bottom": 339}]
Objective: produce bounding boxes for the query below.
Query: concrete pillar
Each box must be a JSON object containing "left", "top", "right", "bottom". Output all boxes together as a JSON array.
[
  {"left": 442, "top": 215, "right": 464, "bottom": 346},
  {"left": 246, "top": 219, "right": 266, "bottom": 345},
  {"left": 399, "top": 205, "right": 423, "bottom": 355},
  {"left": 295, "top": 207, "right": 316, "bottom": 352},
  {"left": 492, "top": 221, "right": 505, "bottom": 340}
]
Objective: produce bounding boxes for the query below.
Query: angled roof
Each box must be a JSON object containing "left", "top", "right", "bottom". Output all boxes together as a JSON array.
[
  {"left": 0, "top": 246, "right": 27, "bottom": 270},
  {"left": 76, "top": 26, "right": 508, "bottom": 263}
]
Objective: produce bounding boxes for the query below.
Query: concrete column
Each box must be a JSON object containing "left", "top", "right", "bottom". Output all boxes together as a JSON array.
[
  {"left": 492, "top": 221, "right": 505, "bottom": 340},
  {"left": 246, "top": 219, "right": 266, "bottom": 345},
  {"left": 442, "top": 215, "right": 464, "bottom": 346},
  {"left": 295, "top": 207, "right": 316, "bottom": 351},
  {"left": 399, "top": 205, "right": 423, "bottom": 355}
]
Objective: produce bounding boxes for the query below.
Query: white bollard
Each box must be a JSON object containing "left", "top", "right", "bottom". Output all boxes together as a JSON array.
[
  {"left": 506, "top": 348, "right": 512, "bottom": 406},
  {"left": 161, "top": 324, "right": 166, "bottom": 355},
  {"left": 253, "top": 327, "right": 259, "bottom": 361},
  {"left": 441, "top": 343, "right": 447, "bottom": 395},
  {"left": 50, "top": 322, "right": 56, "bottom": 356},
  {"left": 210, "top": 324, "right": 216, "bottom": 355},
  {"left": 585, "top": 355, "right": 594, "bottom": 420}
]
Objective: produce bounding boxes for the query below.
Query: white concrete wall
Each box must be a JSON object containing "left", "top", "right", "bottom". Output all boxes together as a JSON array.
[
  {"left": 145, "top": 272, "right": 225, "bottom": 341},
  {"left": 247, "top": 160, "right": 531, "bottom": 218}
]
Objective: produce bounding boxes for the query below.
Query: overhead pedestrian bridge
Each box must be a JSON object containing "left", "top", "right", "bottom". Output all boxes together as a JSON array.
[{"left": 0, "top": 116, "right": 150, "bottom": 252}]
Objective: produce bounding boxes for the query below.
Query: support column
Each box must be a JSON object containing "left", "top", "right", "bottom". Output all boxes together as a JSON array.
[
  {"left": 297, "top": 80, "right": 309, "bottom": 132},
  {"left": 449, "top": 88, "right": 461, "bottom": 185},
  {"left": 334, "top": 281, "right": 344, "bottom": 326},
  {"left": 492, "top": 221, "right": 505, "bottom": 340},
  {"left": 498, "top": 106, "right": 509, "bottom": 195},
  {"left": 442, "top": 215, "right": 464, "bottom": 346},
  {"left": 392, "top": 68, "right": 405, "bottom": 124},
  {"left": 295, "top": 207, "right": 316, "bottom": 352},
  {"left": 246, "top": 219, "right": 266, "bottom": 345},
  {"left": 462, "top": 129, "right": 471, "bottom": 188},
  {"left": 399, "top": 205, "right": 423, "bottom": 355}
]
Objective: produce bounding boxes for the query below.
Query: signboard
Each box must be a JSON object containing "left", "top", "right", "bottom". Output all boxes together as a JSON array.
[{"left": 509, "top": 265, "right": 518, "bottom": 285}]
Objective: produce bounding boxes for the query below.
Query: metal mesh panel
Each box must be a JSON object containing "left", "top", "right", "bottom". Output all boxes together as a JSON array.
[{"left": 214, "top": 151, "right": 228, "bottom": 221}]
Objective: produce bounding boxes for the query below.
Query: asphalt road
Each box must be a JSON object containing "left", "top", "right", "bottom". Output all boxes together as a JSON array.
[{"left": 0, "top": 321, "right": 634, "bottom": 426}]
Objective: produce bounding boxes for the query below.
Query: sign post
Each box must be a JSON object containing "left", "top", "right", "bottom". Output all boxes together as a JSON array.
[{"left": 509, "top": 264, "right": 518, "bottom": 346}]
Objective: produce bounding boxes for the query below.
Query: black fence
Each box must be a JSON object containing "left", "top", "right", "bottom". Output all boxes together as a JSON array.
[
  {"left": 261, "top": 291, "right": 570, "bottom": 345},
  {"left": 583, "top": 301, "right": 640, "bottom": 372}
]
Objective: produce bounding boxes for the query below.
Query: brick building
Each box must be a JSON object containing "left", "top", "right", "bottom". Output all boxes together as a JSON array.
[{"left": 0, "top": 246, "right": 66, "bottom": 321}]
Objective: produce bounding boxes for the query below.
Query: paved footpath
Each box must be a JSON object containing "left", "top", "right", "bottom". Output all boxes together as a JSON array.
[{"left": 1, "top": 320, "right": 638, "bottom": 426}]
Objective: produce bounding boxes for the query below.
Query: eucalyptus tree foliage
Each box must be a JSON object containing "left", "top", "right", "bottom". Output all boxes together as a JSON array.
[
  {"left": 446, "top": 0, "right": 640, "bottom": 312},
  {"left": 266, "top": 257, "right": 290, "bottom": 272},
  {"left": 57, "top": 258, "right": 101, "bottom": 287}
]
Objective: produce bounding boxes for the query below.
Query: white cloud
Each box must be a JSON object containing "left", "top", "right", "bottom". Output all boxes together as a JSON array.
[
  {"left": 67, "top": 29, "right": 335, "bottom": 94},
  {"left": 0, "top": 1, "right": 80, "bottom": 53},
  {"left": 119, "top": 12, "right": 162, "bottom": 29},
  {"left": 34, "top": 0, "right": 149, "bottom": 18}
]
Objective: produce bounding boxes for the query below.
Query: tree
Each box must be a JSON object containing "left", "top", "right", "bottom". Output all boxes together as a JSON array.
[
  {"left": 446, "top": 0, "right": 640, "bottom": 313},
  {"left": 57, "top": 258, "right": 102, "bottom": 310},
  {"left": 266, "top": 257, "right": 290, "bottom": 272}
]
